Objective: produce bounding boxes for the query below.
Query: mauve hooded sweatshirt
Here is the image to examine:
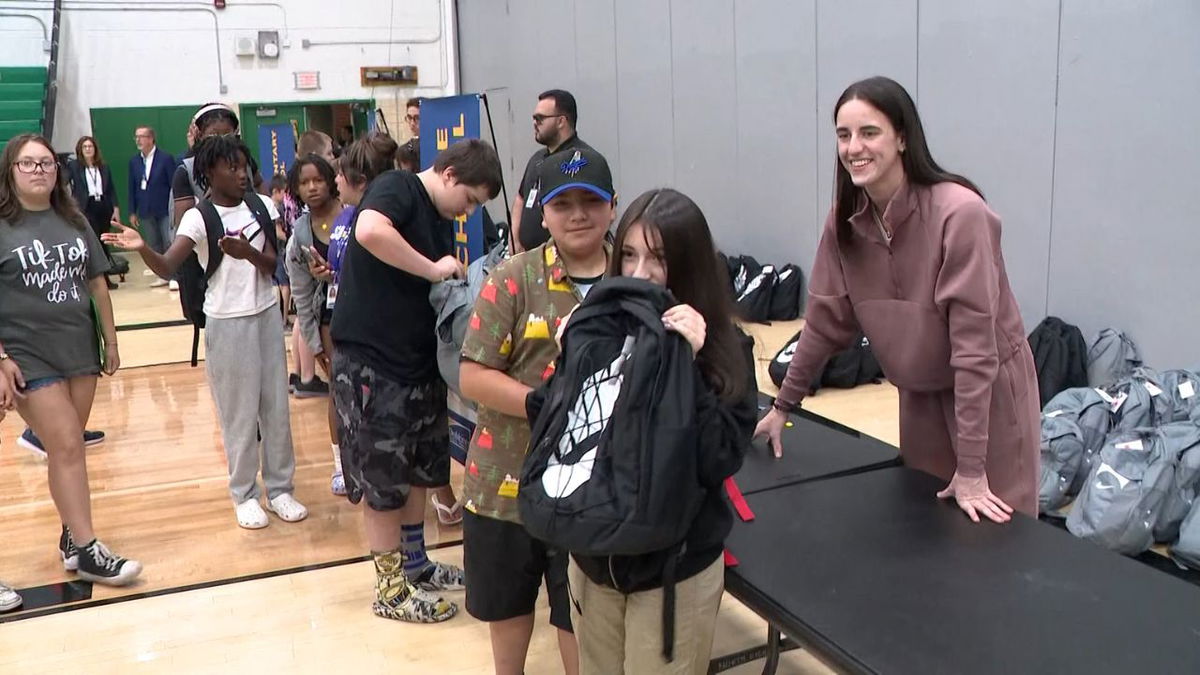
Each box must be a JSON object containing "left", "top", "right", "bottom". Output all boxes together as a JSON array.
[{"left": 777, "top": 179, "right": 1040, "bottom": 515}]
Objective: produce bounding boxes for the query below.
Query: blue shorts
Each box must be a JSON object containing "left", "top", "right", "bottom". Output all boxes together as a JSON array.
[
  {"left": 273, "top": 249, "right": 290, "bottom": 287},
  {"left": 22, "top": 376, "right": 65, "bottom": 393}
]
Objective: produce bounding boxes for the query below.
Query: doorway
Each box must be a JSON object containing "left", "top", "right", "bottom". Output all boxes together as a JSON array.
[{"left": 239, "top": 99, "right": 374, "bottom": 183}]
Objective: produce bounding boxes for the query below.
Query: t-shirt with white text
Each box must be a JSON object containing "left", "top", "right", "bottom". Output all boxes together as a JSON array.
[{"left": 0, "top": 209, "right": 109, "bottom": 380}]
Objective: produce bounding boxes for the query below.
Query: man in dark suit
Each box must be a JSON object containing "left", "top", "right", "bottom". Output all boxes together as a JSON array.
[{"left": 128, "top": 126, "right": 176, "bottom": 287}]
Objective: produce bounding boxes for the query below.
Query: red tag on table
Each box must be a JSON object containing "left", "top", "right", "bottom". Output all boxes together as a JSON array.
[{"left": 724, "top": 477, "right": 755, "bottom": 522}]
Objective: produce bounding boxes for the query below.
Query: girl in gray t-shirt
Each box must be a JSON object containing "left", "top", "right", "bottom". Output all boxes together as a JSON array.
[{"left": 0, "top": 134, "right": 142, "bottom": 597}]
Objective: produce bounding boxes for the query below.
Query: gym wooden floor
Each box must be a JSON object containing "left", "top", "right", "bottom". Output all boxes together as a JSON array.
[
  {"left": 0, "top": 317, "right": 901, "bottom": 674},
  {"left": 107, "top": 253, "right": 195, "bottom": 328}
]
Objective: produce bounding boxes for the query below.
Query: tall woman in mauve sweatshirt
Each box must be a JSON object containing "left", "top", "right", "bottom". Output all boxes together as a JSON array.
[{"left": 755, "top": 77, "right": 1040, "bottom": 522}]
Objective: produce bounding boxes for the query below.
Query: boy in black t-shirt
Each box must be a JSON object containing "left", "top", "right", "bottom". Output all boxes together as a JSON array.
[{"left": 331, "top": 139, "right": 502, "bottom": 623}]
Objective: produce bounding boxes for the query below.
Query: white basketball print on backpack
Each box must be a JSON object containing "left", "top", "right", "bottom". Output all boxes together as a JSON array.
[
  {"left": 542, "top": 336, "right": 635, "bottom": 499},
  {"left": 774, "top": 340, "right": 797, "bottom": 367}
]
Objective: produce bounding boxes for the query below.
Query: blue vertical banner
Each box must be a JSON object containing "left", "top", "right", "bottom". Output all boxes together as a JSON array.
[
  {"left": 420, "top": 94, "right": 483, "bottom": 264},
  {"left": 422, "top": 94, "right": 484, "bottom": 466},
  {"left": 257, "top": 123, "right": 297, "bottom": 185}
]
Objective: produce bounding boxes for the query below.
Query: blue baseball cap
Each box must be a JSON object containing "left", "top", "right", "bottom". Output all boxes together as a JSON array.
[{"left": 539, "top": 147, "right": 614, "bottom": 205}]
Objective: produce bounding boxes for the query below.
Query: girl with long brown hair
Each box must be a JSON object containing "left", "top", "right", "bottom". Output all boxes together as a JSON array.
[
  {"left": 756, "top": 76, "right": 1039, "bottom": 522},
  {"left": 0, "top": 134, "right": 142, "bottom": 595}
]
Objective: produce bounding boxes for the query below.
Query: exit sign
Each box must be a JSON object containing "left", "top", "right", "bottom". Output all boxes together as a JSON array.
[{"left": 293, "top": 71, "right": 320, "bottom": 90}]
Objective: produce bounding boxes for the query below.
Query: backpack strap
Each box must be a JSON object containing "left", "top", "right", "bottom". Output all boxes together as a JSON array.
[
  {"left": 617, "top": 298, "right": 669, "bottom": 334},
  {"left": 660, "top": 542, "right": 684, "bottom": 662},
  {"left": 184, "top": 156, "right": 205, "bottom": 199},
  {"left": 190, "top": 324, "right": 201, "bottom": 368},
  {"left": 243, "top": 190, "right": 279, "bottom": 255},
  {"left": 190, "top": 200, "right": 224, "bottom": 368},
  {"left": 195, "top": 200, "right": 225, "bottom": 281}
]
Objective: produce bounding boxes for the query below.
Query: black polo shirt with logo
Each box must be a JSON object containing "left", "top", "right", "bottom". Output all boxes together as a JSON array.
[{"left": 515, "top": 134, "right": 593, "bottom": 251}]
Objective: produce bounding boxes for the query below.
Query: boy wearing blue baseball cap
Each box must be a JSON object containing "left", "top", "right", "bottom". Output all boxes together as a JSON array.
[{"left": 458, "top": 145, "right": 615, "bottom": 675}]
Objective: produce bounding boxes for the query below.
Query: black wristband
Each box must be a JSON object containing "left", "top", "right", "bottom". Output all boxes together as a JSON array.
[{"left": 771, "top": 398, "right": 796, "bottom": 414}]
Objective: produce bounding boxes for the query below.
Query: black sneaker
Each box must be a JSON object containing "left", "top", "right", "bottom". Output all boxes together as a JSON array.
[
  {"left": 288, "top": 373, "right": 300, "bottom": 393},
  {"left": 294, "top": 376, "right": 329, "bottom": 399},
  {"left": 19, "top": 429, "right": 105, "bottom": 460},
  {"left": 76, "top": 539, "right": 142, "bottom": 586},
  {"left": 60, "top": 525, "right": 79, "bottom": 571},
  {"left": 17, "top": 428, "right": 46, "bottom": 460}
]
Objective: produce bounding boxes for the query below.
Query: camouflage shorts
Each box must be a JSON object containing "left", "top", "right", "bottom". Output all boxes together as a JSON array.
[{"left": 333, "top": 350, "right": 450, "bottom": 510}]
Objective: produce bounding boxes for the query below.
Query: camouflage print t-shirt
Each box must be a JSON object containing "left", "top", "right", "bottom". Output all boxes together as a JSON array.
[{"left": 460, "top": 242, "right": 595, "bottom": 523}]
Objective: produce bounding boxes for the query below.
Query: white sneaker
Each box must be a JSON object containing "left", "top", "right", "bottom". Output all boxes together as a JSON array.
[
  {"left": 142, "top": 269, "right": 155, "bottom": 277},
  {"left": 168, "top": 280, "right": 179, "bottom": 292},
  {"left": 266, "top": 493, "right": 308, "bottom": 523},
  {"left": 0, "top": 580, "right": 21, "bottom": 612},
  {"left": 236, "top": 499, "right": 270, "bottom": 529},
  {"left": 149, "top": 278, "right": 168, "bottom": 288}
]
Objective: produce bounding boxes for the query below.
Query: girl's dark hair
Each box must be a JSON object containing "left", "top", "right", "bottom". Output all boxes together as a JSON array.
[
  {"left": 609, "top": 188, "right": 747, "bottom": 403},
  {"left": 192, "top": 134, "right": 252, "bottom": 192},
  {"left": 75, "top": 136, "right": 105, "bottom": 168},
  {"left": 397, "top": 141, "right": 420, "bottom": 171},
  {"left": 287, "top": 153, "right": 339, "bottom": 205},
  {"left": 833, "top": 76, "right": 982, "bottom": 246},
  {"left": 194, "top": 103, "right": 240, "bottom": 135},
  {"left": 0, "top": 134, "right": 88, "bottom": 230},
  {"left": 338, "top": 133, "right": 399, "bottom": 187}
]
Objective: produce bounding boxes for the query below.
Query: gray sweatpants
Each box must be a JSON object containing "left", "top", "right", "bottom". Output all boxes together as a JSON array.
[{"left": 204, "top": 306, "right": 296, "bottom": 503}]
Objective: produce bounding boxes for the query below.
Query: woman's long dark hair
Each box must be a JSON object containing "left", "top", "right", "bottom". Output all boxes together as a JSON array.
[
  {"left": 0, "top": 134, "right": 88, "bottom": 230},
  {"left": 833, "top": 76, "right": 982, "bottom": 246},
  {"left": 75, "top": 135, "right": 105, "bottom": 168},
  {"left": 609, "top": 188, "right": 747, "bottom": 403}
]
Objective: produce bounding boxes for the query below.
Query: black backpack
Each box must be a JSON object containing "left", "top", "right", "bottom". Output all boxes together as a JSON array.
[
  {"left": 767, "top": 329, "right": 819, "bottom": 391},
  {"left": 768, "top": 263, "right": 804, "bottom": 320},
  {"left": 823, "top": 333, "right": 884, "bottom": 387},
  {"left": 519, "top": 277, "right": 704, "bottom": 557},
  {"left": 179, "top": 193, "right": 278, "bottom": 366},
  {"left": 768, "top": 329, "right": 883, "bottom": 391},
  {"left": 1027, "top": 316, "right": 1089, "bottom": 407},
  {"left": 734, "top": 261, "right": 776, "bottom": 323},
  {"left": 718, "top": 251, "right": 738, "bottom": 297},
  {"left": 723, "top": 253, "right": 758, "bottom": 297}
]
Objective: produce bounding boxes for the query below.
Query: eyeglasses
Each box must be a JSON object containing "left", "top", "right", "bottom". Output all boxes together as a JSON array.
[
  {"left": 532, "top": 113, "right": 565, "bottom": 124},
  {"left": 405, "top": 114, "right": 419, "bottom": 123},
  {"left": 14, "top": 158, "right": 58, "bottom": 174}
]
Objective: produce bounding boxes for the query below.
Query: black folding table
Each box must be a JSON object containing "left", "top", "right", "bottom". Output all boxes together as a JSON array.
[
  {"left": 731, "top": 394, "right": 901, "bottom": 496},
  {"left": 718, "top": 467, "right": 1200, "bottom": 674}
]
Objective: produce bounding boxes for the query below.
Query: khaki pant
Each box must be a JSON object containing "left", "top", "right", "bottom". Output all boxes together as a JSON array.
[{"left": 568, "top": 556, "right": 724, "bottom": 675}]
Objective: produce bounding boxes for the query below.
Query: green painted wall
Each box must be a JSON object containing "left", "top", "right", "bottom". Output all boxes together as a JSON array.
[{"left": 89, "top": 105, "right": 195, "bottom": 211}]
